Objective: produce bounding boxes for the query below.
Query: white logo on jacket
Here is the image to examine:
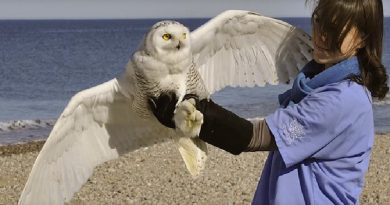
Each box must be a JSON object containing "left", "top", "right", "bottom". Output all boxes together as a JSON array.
[{"left": 281, "top": 119, "right": 305, "bottom": 145}]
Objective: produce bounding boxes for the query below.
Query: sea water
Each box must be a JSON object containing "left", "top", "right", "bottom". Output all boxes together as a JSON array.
[{"left": 0, "top": 18, "right": 389, "bottom": 144}]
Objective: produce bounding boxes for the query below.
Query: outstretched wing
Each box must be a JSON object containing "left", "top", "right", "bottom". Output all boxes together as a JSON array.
[
  {"left": 18, "top": 79, "right": 171, "bottom": 205},
  {"left": 191, "top": 10, "right": 313, "bottom": 94}
]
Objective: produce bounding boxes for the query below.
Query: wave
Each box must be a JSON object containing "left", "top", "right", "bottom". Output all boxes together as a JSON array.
[
  {"left": 0, "top": 119, "right": 55, "bottom": 133},
  {"left": 0, "top": 119, "right": 56, "bottom": 145}
]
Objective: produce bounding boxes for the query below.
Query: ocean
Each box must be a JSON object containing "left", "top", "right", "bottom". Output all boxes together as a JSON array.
[{"left": 0, "top": 18, "right": 389, "bottom": 144}]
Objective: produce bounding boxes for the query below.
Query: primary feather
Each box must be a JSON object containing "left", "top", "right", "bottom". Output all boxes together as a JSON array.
[{"left": 19, "top": 10, "right": 312, "bottom": 205}]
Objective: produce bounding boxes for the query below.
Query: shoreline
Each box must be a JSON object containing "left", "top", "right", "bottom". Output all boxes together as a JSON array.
[
  {"left": 0, "top": 134, "right": 389, "bottom": 204},
  {"left": 0, "top": 140, "right": 45, "bottom": 156},
  {"left": 1, "top": 133, "right": 389, "bottom": 156}
]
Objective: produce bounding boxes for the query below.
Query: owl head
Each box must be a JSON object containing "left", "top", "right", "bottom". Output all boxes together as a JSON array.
[{"left": 142, "top": 21, "right": 191, "bottom": 65}]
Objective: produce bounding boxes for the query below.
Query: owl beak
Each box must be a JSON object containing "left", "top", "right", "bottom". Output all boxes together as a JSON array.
[{"left": 176, "top": 41, "right": 181, "bottom": 50}]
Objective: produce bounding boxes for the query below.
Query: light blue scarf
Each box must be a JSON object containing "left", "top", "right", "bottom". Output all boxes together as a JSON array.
[{"left": 279, "top": 56, "right": 361, "bottom": 108}]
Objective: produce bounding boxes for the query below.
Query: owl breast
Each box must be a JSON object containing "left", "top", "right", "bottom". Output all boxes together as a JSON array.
[
  {"left": 128, "top": 63, "right": 188, "bottom": 118},
  {"left": 158, "top": 72, "right": 187, "bottom": 99}
]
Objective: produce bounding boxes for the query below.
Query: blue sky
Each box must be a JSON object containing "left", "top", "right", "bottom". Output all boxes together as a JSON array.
[{"left": 0, "top": 0, "right": 388, "bottom": 19}]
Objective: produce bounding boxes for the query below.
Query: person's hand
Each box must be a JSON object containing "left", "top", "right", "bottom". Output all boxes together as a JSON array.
[{"left": 148, "top": 92, "right": 178, "bottom": 129}]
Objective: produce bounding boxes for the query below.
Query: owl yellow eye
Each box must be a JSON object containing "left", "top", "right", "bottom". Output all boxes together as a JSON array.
[
  {"left": 182, "top": 33, "right": 187, "bottom": 39},
  {"left": 162, "top": 33, "right": 171, "bottom": 41}
]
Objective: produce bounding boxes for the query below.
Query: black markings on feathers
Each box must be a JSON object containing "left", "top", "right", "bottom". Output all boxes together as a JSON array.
[
  {"left": 134, "top": 70, "right": 162, "bottom": 97},
  {"left": 185, "top": 64, "right": 208, "bottom": 97},
  {"left": 248, "top": 12, "right": 262, "bottom": 17},
  {"left": 153, "top": 21, "right": 183, "bottom": 30}
]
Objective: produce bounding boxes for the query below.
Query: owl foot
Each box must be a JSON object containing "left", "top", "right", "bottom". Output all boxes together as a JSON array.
[{"left": 173, "top": 98, "right": 203, "bottom": 138}]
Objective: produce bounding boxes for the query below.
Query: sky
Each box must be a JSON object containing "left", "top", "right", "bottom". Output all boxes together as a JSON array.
[{"left": 0, "top": 0, "right": 389, "bottom": 20}]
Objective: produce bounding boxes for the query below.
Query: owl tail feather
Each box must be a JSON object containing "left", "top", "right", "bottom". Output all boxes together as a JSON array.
[{"left": 176, "top": 137, "right": 208, "bottom": 177}]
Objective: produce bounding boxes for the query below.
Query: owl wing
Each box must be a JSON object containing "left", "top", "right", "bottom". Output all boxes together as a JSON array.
[
  {"left": 190, "top": 10, "right": 313, "bottom": 94},
  {"left": 18, "top": 78, "right": 172, "bottom": 205}
]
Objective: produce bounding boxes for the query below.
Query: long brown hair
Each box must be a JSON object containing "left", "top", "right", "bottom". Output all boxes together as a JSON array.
[{"left": 307, "top": 0, "right": 389, "bottom": 99}]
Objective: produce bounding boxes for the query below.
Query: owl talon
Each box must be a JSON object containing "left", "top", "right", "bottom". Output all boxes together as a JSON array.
[{"left": 173, "top": 99, "right": 203, "bottom": 138}]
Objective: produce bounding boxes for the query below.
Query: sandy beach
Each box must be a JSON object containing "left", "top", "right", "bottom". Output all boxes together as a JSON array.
[{"left": 1, "top": 134, "right": 389, "bottom": 205}]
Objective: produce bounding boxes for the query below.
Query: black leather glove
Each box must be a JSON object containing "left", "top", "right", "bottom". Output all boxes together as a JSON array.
[
  {"left": 189, "top": 96, "right": 253, "bottom": 155},
  {"left": 149, "top": 93, "right": 254, "bottom": 155},
  {"left": 148, "top": 92, "right": 178, "bottom": 129}
]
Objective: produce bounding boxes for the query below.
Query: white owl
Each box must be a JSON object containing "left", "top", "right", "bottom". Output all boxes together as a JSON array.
[{"left": 18, "top": 10, "right": 313, "bottom": 205}]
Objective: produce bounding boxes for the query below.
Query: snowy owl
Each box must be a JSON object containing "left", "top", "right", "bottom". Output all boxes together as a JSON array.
[{"left": 18, "top": 10, "right": 313, "bottom": 205}]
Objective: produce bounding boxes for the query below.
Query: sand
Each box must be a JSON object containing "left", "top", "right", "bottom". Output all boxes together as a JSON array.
[{"left": 0, "top": 134, "right": 389, "bottom": 205}]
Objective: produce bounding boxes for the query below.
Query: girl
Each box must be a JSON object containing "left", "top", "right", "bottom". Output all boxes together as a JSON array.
[{"left": 149, "top": 0, "right": 389, "bottom": 204}]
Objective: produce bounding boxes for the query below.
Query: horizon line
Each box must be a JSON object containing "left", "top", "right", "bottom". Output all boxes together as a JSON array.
[
  {"left": 0, "top": 16, "right": 312, "bottom": 21},
  {"left": 0, "top": 15, "right": 389, "bottom": 21},
  {"left": 2, "top": 16, "right": 389, "bottom": 21}
]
